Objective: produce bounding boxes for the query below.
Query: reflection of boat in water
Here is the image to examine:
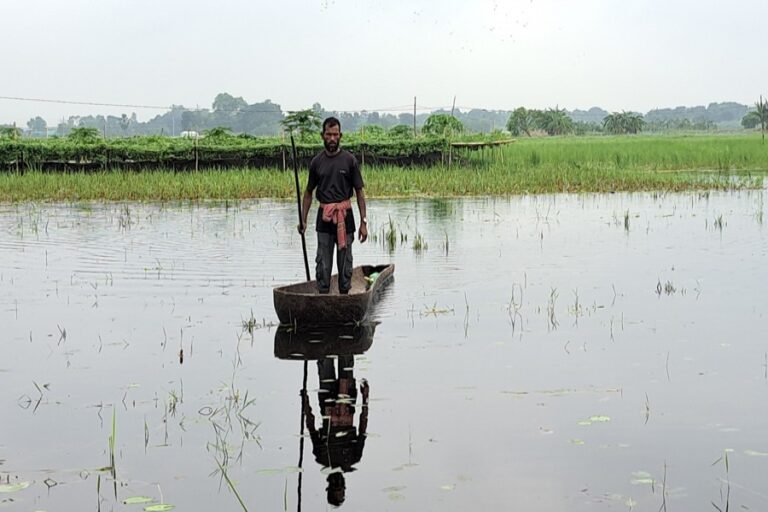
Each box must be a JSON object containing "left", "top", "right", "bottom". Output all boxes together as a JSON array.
[
  {"left": 272, "top": 264, "right": 394, "bottom": 326},
  {"left": 273, "top": 322, "right": 377, "bottom": 360}
]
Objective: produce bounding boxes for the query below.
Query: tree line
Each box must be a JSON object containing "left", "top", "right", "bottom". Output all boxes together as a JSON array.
[{"left": 3, "top": 92, "right": 765, "bottom": 139}]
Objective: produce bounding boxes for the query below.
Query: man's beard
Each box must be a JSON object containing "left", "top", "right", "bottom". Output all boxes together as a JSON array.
[{"left": 324, "top": 140, "right": 339, "bottom": 153}]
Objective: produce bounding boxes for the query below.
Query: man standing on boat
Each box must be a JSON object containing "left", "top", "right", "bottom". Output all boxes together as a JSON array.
[{"left": 299, "top": 117, "right": 368, "bottom": 294}]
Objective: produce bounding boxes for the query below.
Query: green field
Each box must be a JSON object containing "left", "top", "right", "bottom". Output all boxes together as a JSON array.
[
  {"left": 485, "top": 134, "right": 768, "bottom": 173},
  {"left": 0, "top": 134, "right": 765, "bottom": 201}
]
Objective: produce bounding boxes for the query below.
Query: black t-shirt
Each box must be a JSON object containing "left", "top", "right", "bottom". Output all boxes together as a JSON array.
[
  {"left": 311, "top": 426, "right": 366, "bottom": 471},
  {"left": 306, "top": 150, "right": 364, "bottom": 234}
]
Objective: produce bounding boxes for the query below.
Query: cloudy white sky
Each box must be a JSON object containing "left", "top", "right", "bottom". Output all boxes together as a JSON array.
[{"left": 1, "top": 0, "right": 766, "bottom": 126}]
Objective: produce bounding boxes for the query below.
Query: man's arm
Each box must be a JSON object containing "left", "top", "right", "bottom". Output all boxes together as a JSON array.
[
  {"left": 299, "top": 159, "right": 317, "bottom": 234},
  {"left": 299, "top": 189, "right": 313, "bottom": 234},
  {"left": 358, "top": 379, "right": 369, "bottom": 435},
  {"left": 302, "top": 390, "right": 317, "bottom": 434},
  {"left": 356, "top": 187, "right": 367, "bottom": 243}
]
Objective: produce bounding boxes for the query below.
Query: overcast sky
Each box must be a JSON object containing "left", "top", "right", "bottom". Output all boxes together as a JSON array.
[{"left": 2, "top": 0, "right": 766, "bottom": 126}]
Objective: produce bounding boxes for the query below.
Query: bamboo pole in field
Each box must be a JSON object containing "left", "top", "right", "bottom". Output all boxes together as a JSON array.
[
  {"left": 194, "top": 135, "right": 199, "bottom": 172},
  {"left": 413, "top": 96, "right": 417, "bottom": 137},
  {"left": 13, "top": 123, "right": 20, "bottom": 172},
  {"left": 761, "top": 95, "right": 765, "bottom": 145},
  {"left": 281, "top": 130, "right": 287, "bottom": 171},
  {"left": 361, "top": 125, "right": 365, "bottom": 167},
  {"left": 448, "top": 95, "right": 456, "bottom": 168}
]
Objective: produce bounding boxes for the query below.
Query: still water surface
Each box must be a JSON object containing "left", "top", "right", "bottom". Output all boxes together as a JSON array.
[{"left": 1, "top": 190, "right": 767, "bottom": 511}]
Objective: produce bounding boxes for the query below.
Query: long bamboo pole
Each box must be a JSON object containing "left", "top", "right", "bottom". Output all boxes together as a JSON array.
[
  {"left": 290, "top": 132, "right": 311, "bottom": 512},
  {"left": 290, "top": 134, "right": 311, "bottom": 281},
  {"left": 297, "top": 361, "right": 308, "bottom": 512}
]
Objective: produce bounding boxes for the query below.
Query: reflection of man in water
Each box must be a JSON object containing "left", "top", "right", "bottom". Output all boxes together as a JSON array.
[{"left": 302, "top": 355, "right": 369, "bottom": 507}]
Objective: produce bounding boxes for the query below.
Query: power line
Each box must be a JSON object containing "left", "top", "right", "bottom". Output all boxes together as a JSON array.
[
  {"left": 0, "top": 95, "right": 172, "bottom": 110},
  {"left": 0, "top": 94, "right": 470, "bottom": 115},
  {"left": 0, "top": 95, "right": 291, "bottom": 113}
]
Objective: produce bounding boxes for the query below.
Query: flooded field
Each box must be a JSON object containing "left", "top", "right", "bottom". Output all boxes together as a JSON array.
[{"left": 1, "top": 189, "right": 767, "bottom": 511}]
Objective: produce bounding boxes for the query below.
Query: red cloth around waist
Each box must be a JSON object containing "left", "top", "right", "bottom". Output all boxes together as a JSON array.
[{"left": 320, "top": 200, "right": 353, "bottom": 249}]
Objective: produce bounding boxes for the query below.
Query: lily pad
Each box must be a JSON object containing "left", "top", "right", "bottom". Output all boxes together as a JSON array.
[
  {"left": 144, "top": 505, "right": 175, "bottom": 512},
  {"left": 578, "top": 415, "right": 611, "bottom": 426},
  {"left": 0, "top": 482, "right": 31, "bottom": 493},
  {"left": 631, "top": 471, "right": 654, "bottom": 485},
  {"left": 256, "top": 466, "right": 303, "bottom": 475},
  {"left": 631, "top": 478, "right": 655, "bottom": 485},
  {"left": 255, "top": 468, "right": 284, "bottom": 476},
  {"left": 123, "top": 496, "right": 155, "bottom": 505}
]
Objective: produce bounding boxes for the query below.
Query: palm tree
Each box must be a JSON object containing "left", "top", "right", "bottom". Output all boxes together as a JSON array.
[
  {"left": 756, "top": 95, "right": 767, "bottom": 144},
  {"left": 622, "top": 112, "right": 645, "bottom": 134},
  {"left": 602, "top": 111, "right": 645, "bottom": 135},
  {"left": 506, "top": 107, "right": 533, "bottom": 136},
  {"left": 602, "top": 113, "right": 623, "bottom": 134},
  {"left": 537, "top": 107, "right": 573, "bottom": 136}
]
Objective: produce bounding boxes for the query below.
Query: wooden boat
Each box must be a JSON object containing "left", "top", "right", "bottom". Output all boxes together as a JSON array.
[
  {"left": 273, "top": 322, "right": 377, "bottom": 360},
  {"left": 273, "top": 264, "right": 394, "bottom": 326}
]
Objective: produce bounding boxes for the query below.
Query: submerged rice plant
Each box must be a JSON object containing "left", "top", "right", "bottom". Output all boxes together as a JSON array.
[{"left": 412, "top": 232, "right": 427, "bottom": 252}]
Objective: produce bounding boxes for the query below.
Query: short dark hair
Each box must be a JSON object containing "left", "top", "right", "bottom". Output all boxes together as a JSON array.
[
  {"left": 326, "top": 472, "right": 345, "bottom": 506},
  {"left": 322, "top": 116, "right": 341, "bottom": 133}
]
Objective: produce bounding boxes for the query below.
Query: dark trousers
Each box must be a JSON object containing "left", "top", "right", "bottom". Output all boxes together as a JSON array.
[
  {"left": 316, "top": 232, "right": 353, "bottom": 294},
  {"left": 317, "top": 355, "right": 356, "bottom": 406}
]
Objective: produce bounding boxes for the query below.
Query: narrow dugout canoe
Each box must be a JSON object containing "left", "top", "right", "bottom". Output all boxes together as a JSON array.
[
  {"left": 273, "top": 322, "right": 377, "bottom": 360},
  {"left": 272, "top": 264, "right": 394, "bottom": 326}
]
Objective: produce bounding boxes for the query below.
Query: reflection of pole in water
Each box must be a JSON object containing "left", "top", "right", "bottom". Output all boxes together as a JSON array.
[{"left": 297, "top": 360, "right": 308, "bottom": 512}]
